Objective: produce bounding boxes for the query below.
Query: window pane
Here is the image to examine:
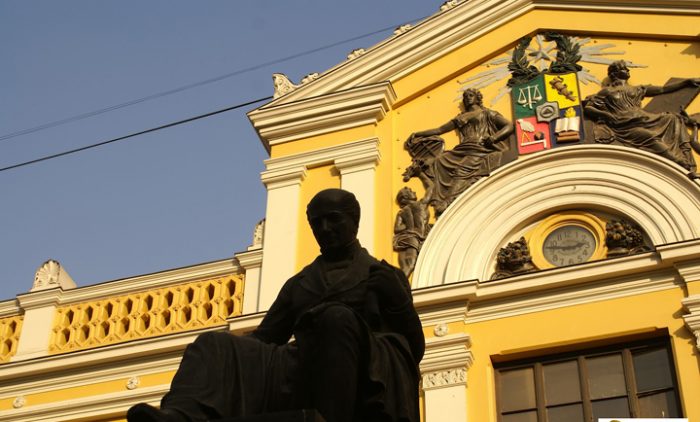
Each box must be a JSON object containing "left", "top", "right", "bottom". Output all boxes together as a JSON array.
[
  {"left": 633, "top": 347, "right": 674, "bottom": 393},
  {"left": 587, "top": 354, "right": 626, "bottom": 399},
  {"left": 499, "top": 367, "right": 536, "bottom": 412},
  {"left": 638, "top": 391, "right": 680, "bottom": 418},
  {"left": 591, "top": 397, "right": 630, "bottom": 420},
  {"left": 543, "top": 360, "right": 581, "bottom": 405},
  {"left": 502, "top": 411, "right": 538, "bottom": 422},
  {"left": 547, "top": 404, "right": 584, "bottom": 422}
]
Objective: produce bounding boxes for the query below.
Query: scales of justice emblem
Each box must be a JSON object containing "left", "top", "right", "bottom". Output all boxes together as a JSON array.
[{"left": 511, "top": 71, "right": 584, "bottom": 155}]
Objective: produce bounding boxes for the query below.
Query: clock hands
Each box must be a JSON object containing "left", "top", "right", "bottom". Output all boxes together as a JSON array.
[{"left": 544, "top": 241, "right": 588, "bottom": 251}]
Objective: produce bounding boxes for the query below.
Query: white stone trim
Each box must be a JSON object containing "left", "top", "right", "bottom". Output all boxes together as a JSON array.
[
  {"left": 257, "top": 138, "right": 381, "bottom": 307},
  {"left": 263, "top": 137, "right": 379, "bottom": 172},
  {"left": 414, "top": 145, "right": 700, "bottom": 287},
  {"left": 235, "top": 248, "right": 264, "bottom": 314},
  {"left": 682, "top": 294, "right": 700, "bottom": 351},
  {"left": 248, "top": 82, "right": 395, "bottom": 149},
  {"left": 420, "top": 332, "right": 473, "bottom": 422},
  {"left": 0, "top": 300, "right": 20, "bottom": 318},
  {"left": 55, "top": 258, "right": 241, "bottom": 306},
  {"left": 0, "top": 384, "right": 167, "bottom": 422},
  {"left": 265, "top": 0, "right": 697, "bottom": 106}
]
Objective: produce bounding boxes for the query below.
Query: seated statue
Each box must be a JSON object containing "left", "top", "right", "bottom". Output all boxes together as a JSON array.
[
  {"left": 584, "top": 60, "right": 700, "bottom": 177},
  {"left": 127, "top": 189, "right": 425, "bottom": 422},
  {"left": 406, "top": 88, "right": 514, "bottom": 215}
]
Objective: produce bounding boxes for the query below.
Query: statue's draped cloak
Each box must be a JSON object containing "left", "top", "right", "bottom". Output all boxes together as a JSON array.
[
  {"left": 586, "top": 83, "right": 694, "bottom": 168},
  {"left": 162, "top": 247, "right": 424, "bottom": 422},
  {"left": 429, "top": 108, "right": 509, "bottom": 205}
]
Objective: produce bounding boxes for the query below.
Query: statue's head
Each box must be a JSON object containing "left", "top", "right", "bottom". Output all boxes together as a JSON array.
[
  {"left": 396, "top": 187, "right": 417, "bottom": 206},
  {"left": 607, "top": 60, "right": 630, "bottom": 81},
  {"left": 306, "top": 189, "right": 360, "bottom": 253},
  {"left": 462, "top": 88, "right": 484, "bottom": 107}
]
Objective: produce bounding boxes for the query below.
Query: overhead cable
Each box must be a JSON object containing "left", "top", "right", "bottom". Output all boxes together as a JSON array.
[
  {"left": 0, "top": 96, "right": 272, "bottom": 173},
  {"left": 0, "top": 17, "right": 426, "bottom": 143}
]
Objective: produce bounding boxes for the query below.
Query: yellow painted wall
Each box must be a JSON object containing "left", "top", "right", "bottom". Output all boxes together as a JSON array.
[{"left": 458, "top": 287, "right": 699, "bottom": 421}]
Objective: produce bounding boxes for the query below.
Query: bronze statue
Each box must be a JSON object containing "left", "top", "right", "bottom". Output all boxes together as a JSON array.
[
  {"left": 393, "top": 187, "right": 429, "bottom": 277},
  {"left": 126, "top": 189, "right": 424, "bottom": 422},
  {"left": 405, "top": 88, "right": 514, "bottom": 215},
  {"left": 583, "top": 60, "right": 700, "bottom": 177}
]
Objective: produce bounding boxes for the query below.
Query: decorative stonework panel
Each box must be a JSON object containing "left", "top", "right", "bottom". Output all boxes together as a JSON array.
[
  {"left": 48, "top": 275, "right": 244, "bottom": 354},
  {"left": 422, "top": 368, "right": 467, "bottom": 389},
  {"left": 0, "top": 315, "right": 23, "bottom": 363}
]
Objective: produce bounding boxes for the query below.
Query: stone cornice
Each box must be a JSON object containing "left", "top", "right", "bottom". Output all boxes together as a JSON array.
[
  {"left": 260, "top": 165, "right": 307, "bottom": 189},
  {"left": 248, "top": 83, "right": 395, "bottom": 151},
  {"left": 421, "top": 333, "right": 474, "bottom": 375},
  {"left": 265, "top": 137, "right": 379, "bottom": 172},
  {"left": 410, "top": 240, "right": 700, "bottom": 323},
  {"left": 15, "top": 288, "right": 63, "bottom": 310},
  {"left": 235, "top": 248, "right": 263, "bottom": 269},
  {"left": 262, "top": 0, "right": 697, "bottom": 108},
  {"left": 682, "top": 294, "right": 700, "bottom": 350},
  {"left": 48, "top": 258, "right": 241, "bottom": 307},
  {"left": 0, "top": 299, "right": 21, "bottom": 318}
]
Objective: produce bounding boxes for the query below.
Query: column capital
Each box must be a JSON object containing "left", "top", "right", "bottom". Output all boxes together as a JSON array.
[
  {"left": 682, "top": 294, "right": 700, "bottom": 351},
  {"left": 260, "top": 165, "right": 307, "bottom": 189}
]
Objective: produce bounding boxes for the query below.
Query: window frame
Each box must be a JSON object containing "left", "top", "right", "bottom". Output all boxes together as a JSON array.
[{"left": 494, "top": 338, "right": 683, "bottom": 421}]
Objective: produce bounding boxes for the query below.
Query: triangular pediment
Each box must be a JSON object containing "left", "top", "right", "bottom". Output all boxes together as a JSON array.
[{"left": 257, "top": 0, "right": 698, "bottom": 108}]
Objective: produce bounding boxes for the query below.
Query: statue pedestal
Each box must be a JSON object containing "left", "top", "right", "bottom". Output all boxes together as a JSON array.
[{"left": 215, "top": 409, "right": 326, "bottom": 422}]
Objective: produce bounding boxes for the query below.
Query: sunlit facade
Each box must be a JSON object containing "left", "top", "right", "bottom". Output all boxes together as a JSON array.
[{"left": 1, "top": 1, "right": 699, "bottom": 421}]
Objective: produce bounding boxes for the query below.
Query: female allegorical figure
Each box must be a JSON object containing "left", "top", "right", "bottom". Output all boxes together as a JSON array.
[
  {"left": 584, "top": 60, "right": 700, "bottom": 177},
  {"left": 407, "top": 88, "right": 514, "bottom": 214}
]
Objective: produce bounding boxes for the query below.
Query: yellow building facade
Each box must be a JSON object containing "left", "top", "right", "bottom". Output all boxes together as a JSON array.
[{"left": 1, "top": 1, "right": 699, "bottom": 421}]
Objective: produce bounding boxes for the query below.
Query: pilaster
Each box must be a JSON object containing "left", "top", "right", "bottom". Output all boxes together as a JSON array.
[
  {"left": 12, "top": 289, "right": 64, "bottom": 361},
  {"left": 258, "top": 166, "right": 307, "bottom": 311},
  {"left": 236, "top": 248, "right": 264, "bottom": 314}
]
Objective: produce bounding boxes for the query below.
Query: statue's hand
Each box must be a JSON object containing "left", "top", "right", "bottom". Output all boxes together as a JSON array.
[
  {"left": 367, "top": 262, "right": 410, "bottom": 310},
  {"left": 689, "top": 78, "right": 700, "bottom": 88},
  {"left": 482, "top": 136, "right": 494, "bottom": 148}
]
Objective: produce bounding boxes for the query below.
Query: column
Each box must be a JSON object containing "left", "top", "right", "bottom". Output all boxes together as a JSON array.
[
  {"left": 258, "top": 166, "right": 306, "bottom": 311},
  {"left": 335, "top": 151, "right": 380, "bottom": 254}
]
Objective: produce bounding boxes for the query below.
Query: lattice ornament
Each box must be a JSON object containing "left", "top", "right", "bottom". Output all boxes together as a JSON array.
[
  {"left": 49, "top": 275, "right": 244, "bottom": 353},
  {"left": 0, "top": 315, "right": 23, "bottom": 363}
]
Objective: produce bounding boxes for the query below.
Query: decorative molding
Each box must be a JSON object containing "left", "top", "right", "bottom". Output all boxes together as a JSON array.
[
  {"left": 416, "top": 301, "right": 468, "bottom": 326},
  {"left": 264, "top": 0, "right": 697, "bottom": 107},
  {"left": 440, "top": 0, "right": 464, "bottom": 11},
  {"left": 12, "top": 396, "right": 25, "bottom": 409},
  {"left": 260, "top": 165, "right": 307, "bottom": 190},
  {"left": 126, "top": 376, "right": 140, "bottom": 390},
  {"left": 49, "top": 258, "right": 241, "bottom": 307},
  {"left": 0, "top": 384, "right": 167, "bottom": 422},
  {"left": 433, "top": 323, "right": 449, "bottom": 337},
  {"left": 235, "top": 248, "right": 263, "bottom": 269},
  {"left": 346, "top": 48, "right": 366, "bottom": 60},
  {"left": 31, "top": 260, "right": 76, "bottom": 293},
  {"left": 420, "top": 332, "right": 473, "bottom": 375},
  {"left": 682, "top": 294, "right": 700, "bottom": 351},
  {"left": 265, "top": 137, "right": 380, "bottom": 173},
  {"left": 422, "top": 368, "right": 467, "bottom": 389},
  {"left": 0, "top": 300, "right": 20, "bottom": 318},
  {"left": 248, "top": 82, "right": 395, "bottom": 150},
  {"left": 393, "top": 24, "right": 412, "bottom": 35},
  {"left": 415, "top": 145, "right": 700, "bottom": 287}
]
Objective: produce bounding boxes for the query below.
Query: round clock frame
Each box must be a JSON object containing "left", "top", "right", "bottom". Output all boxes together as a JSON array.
[{"left": 528, "top": 212, "right": 608, "bottom": 269}]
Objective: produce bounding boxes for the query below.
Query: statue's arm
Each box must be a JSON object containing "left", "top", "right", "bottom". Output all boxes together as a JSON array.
[
  {"left": 645, "top": 78, "right": 700, "bottom": 96},
  {"left": 411, "top": 120, "right": 456, "bottom": 139},
  {"left": 251, "top": 280, "right": 295, "bottom": 345},
  {"left": 489, "top": 112, "right": 515, "bottom": 144}
]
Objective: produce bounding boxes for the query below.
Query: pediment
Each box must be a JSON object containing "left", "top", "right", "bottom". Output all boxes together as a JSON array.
[{"left": 258, "top": 0, "right": 698, "bottom": 108}]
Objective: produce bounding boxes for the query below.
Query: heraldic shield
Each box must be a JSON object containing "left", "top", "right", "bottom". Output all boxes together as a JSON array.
[{"left": 511, "top": 72, "right": 585, "bottom": 155}]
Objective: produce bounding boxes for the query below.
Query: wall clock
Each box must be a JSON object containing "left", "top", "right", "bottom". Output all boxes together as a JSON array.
[{"left": 528, "top": 212, "right": 607, "bottom": 269}]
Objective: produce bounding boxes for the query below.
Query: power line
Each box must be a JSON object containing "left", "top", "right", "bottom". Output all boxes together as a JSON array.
[
  {"left": 0, "top": 17, "right": 427, "bottom": 143},
  {"left": 0, "top": 96, "right": 272, "bottom": 173}
]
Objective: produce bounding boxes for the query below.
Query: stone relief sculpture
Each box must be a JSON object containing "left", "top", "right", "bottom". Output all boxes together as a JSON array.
[
  {"left": 392, "top": 187, "right": 429, "bottom": 277},
  {"left": 583, "top": 60, "right": 700, "bottom": 178},
  {"left": 605, "top": 219, "right": 652, "bottom": 258},
  {"left": 404, "top": 88, "right": 514, "bottom": 216},
  {"left": 32, "top": 259, "right": 76, "bottom": 292},
  {"left": 491, "top": 237, "right": 536, "bottom": 280}
]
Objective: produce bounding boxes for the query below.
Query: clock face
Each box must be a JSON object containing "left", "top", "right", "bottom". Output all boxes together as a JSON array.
[{"left": 542, "top": 225, "right": 596, "bottom": 267}]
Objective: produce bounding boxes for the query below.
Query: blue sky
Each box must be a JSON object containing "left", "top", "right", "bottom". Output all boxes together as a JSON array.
[{"left": 0, "top": 1, "right": 440, "bottom": 300}]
